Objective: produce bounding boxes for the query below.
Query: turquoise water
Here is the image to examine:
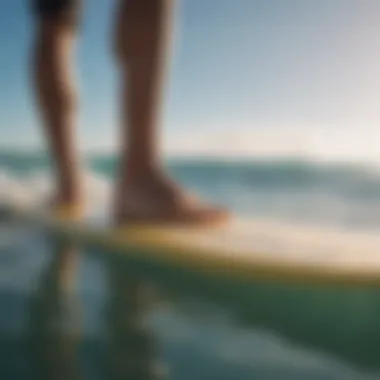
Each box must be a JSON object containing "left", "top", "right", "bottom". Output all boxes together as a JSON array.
[{"left": 1, "top": 150, "right": 380, "bottom": 379}]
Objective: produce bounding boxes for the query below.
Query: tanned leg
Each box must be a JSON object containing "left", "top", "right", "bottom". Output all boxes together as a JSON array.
[
  {"left": 32, "top": 0, "right": 83, "bottom": 217},
  {"left": 114, "top": 0, "right": 228, "bottom": 225}
]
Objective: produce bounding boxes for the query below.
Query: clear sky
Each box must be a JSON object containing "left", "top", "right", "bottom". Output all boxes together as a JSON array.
[{"left": 2, "top": 0, "right": 380, "bottom": 161}]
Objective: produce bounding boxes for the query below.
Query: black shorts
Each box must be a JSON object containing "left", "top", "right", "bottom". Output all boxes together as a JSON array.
[{"left": 32, "top": 0, "right": 81, "bottom": 22}]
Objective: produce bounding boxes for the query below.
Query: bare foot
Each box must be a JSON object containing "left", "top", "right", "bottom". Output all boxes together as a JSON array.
[
  {"left": 115, "top": 169, "right": 228, "bottom": 226},
  {"left": 48, "top": 187, "right": 85, "bottom": 220}
]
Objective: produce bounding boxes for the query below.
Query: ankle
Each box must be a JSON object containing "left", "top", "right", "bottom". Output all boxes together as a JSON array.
[
  {"left": 123, "top": 158, "right": 159, "bottom": 182},
  {"left": 56, "top": 182, "right": 83, "bottom": 205}
]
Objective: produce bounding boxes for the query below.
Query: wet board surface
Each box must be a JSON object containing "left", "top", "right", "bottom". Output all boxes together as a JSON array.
[{"left": 2, "top": 203, "right": 380, "bottom": 287}]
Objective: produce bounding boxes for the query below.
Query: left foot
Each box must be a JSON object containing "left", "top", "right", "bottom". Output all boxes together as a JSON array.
[{"left": 49, "top": 183, "right": 85, "bottom": 220}]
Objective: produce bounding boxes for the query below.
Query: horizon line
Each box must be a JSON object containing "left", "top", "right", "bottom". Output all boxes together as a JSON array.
[{"left": 1, "top": 145, "right": 380, "bottom": 167}]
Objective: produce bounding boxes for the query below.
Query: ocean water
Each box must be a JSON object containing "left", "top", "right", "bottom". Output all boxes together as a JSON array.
[
  {"left": 1, "top": 150, "right": 380, "bottom": 380},
  {"left": 2, "top": 150, "right": 380, "bottom": 231}
]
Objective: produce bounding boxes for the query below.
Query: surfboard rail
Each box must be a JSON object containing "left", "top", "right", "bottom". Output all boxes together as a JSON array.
[{"left": 2, "top": 203, "right": 380, "bottom": 288}]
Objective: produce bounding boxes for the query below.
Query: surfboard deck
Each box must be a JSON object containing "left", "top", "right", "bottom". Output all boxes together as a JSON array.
[{"left": 2, "top": 202, "right": 380, "bottom": 287}]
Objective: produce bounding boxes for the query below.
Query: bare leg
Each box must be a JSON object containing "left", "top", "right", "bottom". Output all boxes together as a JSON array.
[
  {"left": 114, "top": 0, "right": 228, "bottom": 225},
  {"left": 32, "top": 2, "right": 83, "bottom": 216}
]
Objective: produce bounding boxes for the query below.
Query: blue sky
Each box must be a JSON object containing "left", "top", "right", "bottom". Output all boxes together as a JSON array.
[{"left": 2, "top": 0, "right": 380, "bottom": 160}]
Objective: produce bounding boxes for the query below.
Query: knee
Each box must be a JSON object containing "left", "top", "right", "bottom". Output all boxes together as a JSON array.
[{"left": 35, "top": 19, "right": 76, "bottom": 57}]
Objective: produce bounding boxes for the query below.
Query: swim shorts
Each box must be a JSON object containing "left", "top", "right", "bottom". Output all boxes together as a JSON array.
[{"left": 32, "top": 0, "right": 81, "bottom": 22}]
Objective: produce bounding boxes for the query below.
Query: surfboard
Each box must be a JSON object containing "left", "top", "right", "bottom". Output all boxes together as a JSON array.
[{"left": 2, "top": 202, "right": 380, "bottom": 287}]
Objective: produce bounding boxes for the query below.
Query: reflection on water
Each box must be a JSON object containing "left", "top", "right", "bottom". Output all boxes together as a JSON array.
[
  {"left": 106, "top": 260, "right": 165, "bottom": 380},
  {"left": 25, "top": 239, "right": 165, "bottom": 380},
  {"left": 1, "top": 228, "right": 380, "bottom": 379},
  {"left": 27, "top": 242, "right": 82, "bottom": 380}
]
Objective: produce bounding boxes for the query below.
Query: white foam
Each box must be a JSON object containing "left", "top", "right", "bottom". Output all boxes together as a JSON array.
[{"left": 0, "top": 168, "right": 110, "bottom": 212}]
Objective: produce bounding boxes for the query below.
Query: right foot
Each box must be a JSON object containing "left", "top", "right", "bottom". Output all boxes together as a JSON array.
[{"left": 115, "top": 169, "right": 229, "bottom": 226}]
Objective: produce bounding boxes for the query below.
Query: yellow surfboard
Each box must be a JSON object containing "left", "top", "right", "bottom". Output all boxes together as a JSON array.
[{"left": 2, "top": 202, "right": 380, "bottom": 288}]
